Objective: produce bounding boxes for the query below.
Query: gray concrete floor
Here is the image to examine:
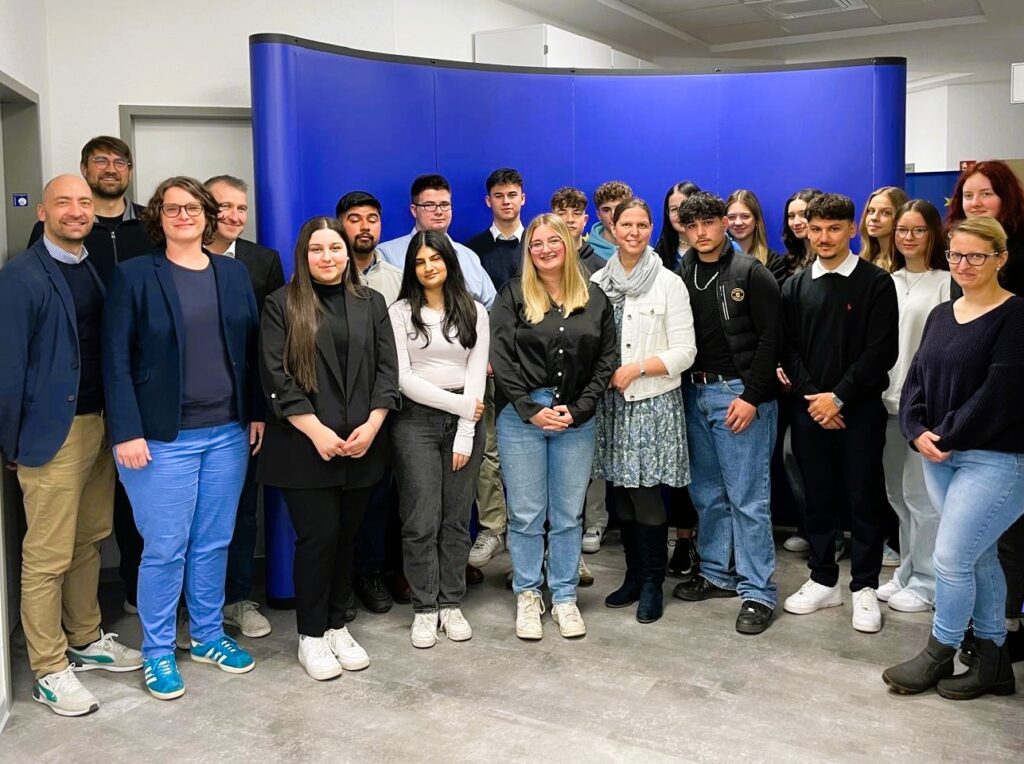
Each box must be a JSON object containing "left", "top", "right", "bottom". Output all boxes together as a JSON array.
[{"left": 2, "top": 538, "right": 1022, "bottom": 763}]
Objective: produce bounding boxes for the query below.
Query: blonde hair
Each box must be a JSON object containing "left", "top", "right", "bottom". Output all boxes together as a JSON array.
[
  {"left": 725, "top": 189, "right": 771, "bottom": 265},
  {"left": 949, "top": 216, "right": 1008, "bottom": 253},
  {"left": 858, "top": 186, "right": 908, "bottom": 271},
  {"left": 521, "top": 213, "right": 590, "bottom": 324}
]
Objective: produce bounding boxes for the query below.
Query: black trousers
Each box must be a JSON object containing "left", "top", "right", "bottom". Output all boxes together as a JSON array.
[
  {"left": 790, "top": 399, "right": 886, "bottom": 592},
  {"left": 1000, "top": 514, "right": 1024, "bottom": 618},
  {"left": 113, "top": 480, "right": 143, "bottom": 605},
  {"left": 614, "top": 485, "right": 667, "bottom": 527},
  {"left": 282, "top": 485, "right": 370, "bottom": 636},
  {"left": 664, "top": 486, "right": 697, "bottom": 530},
  {"left": 225, "top": 454, "right": 259, "bottom": 603}
]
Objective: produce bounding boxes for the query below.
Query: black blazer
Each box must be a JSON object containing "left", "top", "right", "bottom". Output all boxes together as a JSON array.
[
  {"left": 257, "top": 285, "right": 399, "bottom": 489},
  {"left": 234, "top": 238, "right": 285, "bottom": 315},
  {"left": 102, "top": 251, "right": 264, "bottom": 445}
]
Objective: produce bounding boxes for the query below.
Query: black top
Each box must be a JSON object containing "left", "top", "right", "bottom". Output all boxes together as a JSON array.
[
  {"left": 95, "top": 214, "right": 123, "bottom": 230},
  {"left": 900, "top": 297, "right": 1024, "bottom": 453},
  {"left": 466, "top": 230, "right": 521, "bottom": 292},
  {"left": 490, "top": 278, "right": 617, "bottom": 426},
  {"left": 312, "top": 281, "right": 349, "bottom": 375},
  {"left": 688, "top": 259, "right": 739, "bottom": 378},
  {"left": 55, "top": 259, "right": 104, "bottom": 415},
  {"left": 781, "top": 257, "right": 898, "bottom": 406},
  {"left": 169, "top": 260, "right": 237, "bottom": 428},
  {"left": 578, "top": 241, "right": 604, "bottom": 275},
  {"left": 234, "top": 238, "right": 286, "bottom": 315}
]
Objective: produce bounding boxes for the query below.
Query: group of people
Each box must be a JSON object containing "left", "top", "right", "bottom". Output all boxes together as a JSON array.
[{"left": 2, "top": 134, "right": 1022, "bottom": 717}]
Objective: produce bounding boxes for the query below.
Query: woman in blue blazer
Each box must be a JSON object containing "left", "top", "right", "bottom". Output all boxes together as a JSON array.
[{"left": 102, "top": 176, "right": 264, "bottom": 701}]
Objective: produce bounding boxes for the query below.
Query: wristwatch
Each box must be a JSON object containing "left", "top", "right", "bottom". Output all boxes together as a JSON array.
[{"left": 831, "top": 393, "right": 844, "bottom": 409}]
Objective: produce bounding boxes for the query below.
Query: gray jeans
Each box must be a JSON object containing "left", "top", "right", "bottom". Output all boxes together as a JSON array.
[{"left": 391, "top": 398, "right": 484, "bottom": 612}]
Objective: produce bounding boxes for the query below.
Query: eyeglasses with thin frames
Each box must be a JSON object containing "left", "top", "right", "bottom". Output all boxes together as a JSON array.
[
  {"left": 89, "top": 156, "right": 131, "bottom": 170},
  {"left": 413, "top": 201, "right": 452, "bottom": 212},
  {"left": 945, "top": 249, "right": 1002, "bottom": 266}
]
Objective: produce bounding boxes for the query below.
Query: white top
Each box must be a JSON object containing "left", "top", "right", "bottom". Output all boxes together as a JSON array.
[
  {"left": 389, "top": 299, "right": 490, "bottom": 455},
  {"left": 489, "top": 222, "right": 524, "bottom": 242},
  {"left": 882, "top": 268, "right": 952, "bottom": 415},
  {"left": 361, "top": 250, "right": 403, "bottom": 306},
  {"left": 810, "top": 251, "right": 858, "bottom": 279}
]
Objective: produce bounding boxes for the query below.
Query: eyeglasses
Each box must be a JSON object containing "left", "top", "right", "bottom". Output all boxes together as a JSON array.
[
  {"left": 895, "top": 227, "right": 928, "bottom": 238},
  {"left": 89, "top": 156, "right": 131, "bottom": 170},
  {"left": 161, "top": 202, "right": 204, "bottom": 218},
  {"left": 413, "top": 201, "right": 452, "bottom": 212},
  {"left": 945, "top": 249, "right": 1002, "bottom": 266},
  {"left": 528, "top": 237, "right": 565, "bottom": 254}
]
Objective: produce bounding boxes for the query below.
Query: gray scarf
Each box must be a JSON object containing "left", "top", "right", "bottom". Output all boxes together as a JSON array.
[{"left": 598, "top": 246, "right": 662, "bottom": 305}]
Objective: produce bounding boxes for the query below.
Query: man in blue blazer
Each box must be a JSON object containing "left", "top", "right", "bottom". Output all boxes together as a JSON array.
[{"left": 0, "top": 175, "right": 143, "bottom": 717}]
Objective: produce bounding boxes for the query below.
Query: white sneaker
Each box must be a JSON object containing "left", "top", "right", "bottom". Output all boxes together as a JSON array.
[
  {"left": 876, "top": 578, "right": 902, "bottom": 602},
  {"left": 33, "top": 665, "right": 99, "bottom": 716},
  {"left": 783, "top": 579, "right": 843, "bottom": 615},
  {"left": 67, "top": 630, "right": 143, "bottom": 672},
  {"left": 175, "top": 608, "right": 191, "bottom": 651},
  {"left": 468, "top": 531, "right": 504, "bottom": 567},
  {"left": 516, "top": 591, "right": 545, "bottom": 640},
  {"left": 882, "top": 544, "right": 901, "bottom": 567},
  {"left": 411, "top": 612, "right": 439, "bottom": 649},
  {"left": 887, "top": 588, "right": 932, "bottom": 613},
  {"left": 123, "top": 599, "right": 138, "bottom": 615},
  {"left": 224, "top": 600, "right": 272, "bottom": 638},
  {"left": 439, "top": 608, "right": 473, "bottom": 642},
  {"left": 783, "top": 535, "right": 810, "bottom": 553},
  {"left": 851, "top": 588, "right": 882, "bottom": 633},
  {"left": 578, "top": 556, "right": 594, "bottom": 587},
  {"left": 551, "top": 602, "right": 587, "bottom": 638},
  {"left": 581, "top": 525, "right": 604, "bottom": 554},
  {"left": 297, "top": 635, "right": 343, "bottom": 681},
  {"left": 324, "top": 627, "right": 370, "bottom": 670}
]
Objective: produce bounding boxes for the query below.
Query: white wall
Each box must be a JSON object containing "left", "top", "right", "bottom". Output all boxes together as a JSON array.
[
  {"left": 0, "top": 0, "right": 49, "bottom": 171},
  {"left": 906, "top": 86, "right": 948, "bottom": 172}
]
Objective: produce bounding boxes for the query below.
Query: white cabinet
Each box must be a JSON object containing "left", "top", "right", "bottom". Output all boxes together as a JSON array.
[{"left": 474, "top": 24, "right": 653, "bottom": 70}]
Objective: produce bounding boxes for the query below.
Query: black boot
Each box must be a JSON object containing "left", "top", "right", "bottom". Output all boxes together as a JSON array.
[
  {"left": 1009, "top": 626, "right": 1024, "bottom": 663},
  {"left": 937, "top": 636, "right": 1016, "bottom": 700},
  {"left": 881, "top": 635, "right": 957, "bottom": 694},
  {"left": 605, "top": 521, "right": 642, "bottom": 608},
  {"left": 635, "top": 523, "right": 667, "bottom": 624},
  {"left": 959, "top": 624, "right": 979, "bottom": 666}
]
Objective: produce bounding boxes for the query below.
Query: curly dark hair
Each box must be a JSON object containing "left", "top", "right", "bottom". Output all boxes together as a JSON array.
[
  {"left": 143, "top": 176, "right": 219, "bottom": 247},
  {"left": 805, "top": 193, "right": 855, "bottom": 223},
  {"left": 678, "top": 191, "right": 727, "bottom": 226}
]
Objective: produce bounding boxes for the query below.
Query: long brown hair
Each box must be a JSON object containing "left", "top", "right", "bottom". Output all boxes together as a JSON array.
[
  {"left": 285, "top": 216, "right": 365, "bottom": 392},
  {"left": 725, "top": 189, "right": 770, "bottom": 265},
  {"left": 858, "top": 186, "right": 908, "bottom": 270},
  {"left": 891, "top": 200, "right": 948, "bottom": 273}
]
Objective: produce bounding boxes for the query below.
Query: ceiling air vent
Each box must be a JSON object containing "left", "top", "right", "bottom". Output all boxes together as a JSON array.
[{"left": 739, "top": 0, "right": 869, "bottom": 20}]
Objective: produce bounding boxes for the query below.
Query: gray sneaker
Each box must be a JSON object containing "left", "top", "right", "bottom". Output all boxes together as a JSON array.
[
  {"left": 468, "top": 531, "right": 505, "bottom": 567},
  {"left": 33, "top": 665, "right": 99, "bottom": 717},
  {"left": 67, "top": 631, "right": 142, "bottom": 672}
]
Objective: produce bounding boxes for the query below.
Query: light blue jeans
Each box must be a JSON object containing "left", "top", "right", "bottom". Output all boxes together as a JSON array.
[
  {"left": 117, "top": 423, "right": 249, "bottom": 658},
  {"left": 497, "top": 388, "right": 595, "bottom": 604},
  {"left": 924, "top": 449, "right": 1024, "bottom": 647},
  {"left": 684, "top": 380, "right": 778, "bottom": 608}
]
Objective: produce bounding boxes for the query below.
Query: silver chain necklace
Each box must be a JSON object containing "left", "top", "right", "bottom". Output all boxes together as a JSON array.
[
  {"left": 903, "top": 270, "right": 927, "bottom": 295},
  {"left": 693, "top": 263, "right": 719, "bottom": 291}
]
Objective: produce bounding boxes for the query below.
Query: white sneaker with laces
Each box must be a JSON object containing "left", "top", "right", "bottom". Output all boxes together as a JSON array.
[
  {"left": 876, "top": 577, "right": 902, "bottom": 602},
  {"left": 411, "top": 612, "right": 438, "bottom": 649},
  {"left": 175, "top": 608, "right": 191, "bottom": 651},
  {"left": 298, "top": 635, "right": 343, "bottom": 681},
  {"left": 224, "top": 600, "right": 272, "bottom": 638},
  {"left": 515, "top": 591, "right": 545, "bottom": 640},
  {"left": 783, "top": 535, "right": 810, "bottom": 553},
  {"left": 551, "top": 602, "right": 587, "bottom": 638},
  {"left": 581, "top": 525, "right": 604, "bottom": 554},
  {"left": 851, "top": 588, "right": 882, "bottom": 632},
  {"left": 67, "top": 630, "right": 142, "bottom": 672},
  {"left": 468, "top": 531, "right": 504, "bottom": 567},
  {"left": 887, "top": 588, "right": 932, "bottom": 613},
  {"left": 783, "top": 579, "right": 843, "bottom": 615},
  {"left": 439, "top": 608, "right": 473, "bottom": 641},
  {"left": 33, "top": 665, "right": 99, "bottom": 716},
  {"left": 324, "top": 627, "right": 370, "bottom": 670},
  {"left": 881, "top": 544, "right": 901, "bottom": 567}
]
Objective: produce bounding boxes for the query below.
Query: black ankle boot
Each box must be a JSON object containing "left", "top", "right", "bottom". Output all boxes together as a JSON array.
[
  {"left": 959, "top": 625, "right": 979, "bottom": 666},
  {"left": 635, "top": 523, "right": 667, "bottom": 624},
  {"left": 605, "top": 521, "right": 641, "bottom": 608},
  {"left": 882, "top": 635, "right": 957, "bottom": 694},
  {"left": 937, "top": 636, "right": 1016, "bottom": 700}
]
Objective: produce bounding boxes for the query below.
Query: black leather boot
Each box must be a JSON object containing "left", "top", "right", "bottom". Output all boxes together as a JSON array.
[
  {"left": 635, "top": 522, "right": 668, "bottom": 624},
  {"left": 605, "top": 521, "right": 642, "bottom": 608},
  {"left": 882, "top": 635, "right": 957, "bottom": 694},
  {"left": 937, "top": 636, "right": 1016, "bottom": 700}
]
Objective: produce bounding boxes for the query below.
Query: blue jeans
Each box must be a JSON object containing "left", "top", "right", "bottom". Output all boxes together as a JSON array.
[
  {"left": 923, "top": 449, "right": 1024, "bottom": 648},
  {"left": 117, "top": 423, "right": 249, "bottom": 658},
  {"left": 684, "top": 380, "right": 778, "bottom": 608},
  {"left": 497, "top": 388, "right": 595, "bottom": 604}
]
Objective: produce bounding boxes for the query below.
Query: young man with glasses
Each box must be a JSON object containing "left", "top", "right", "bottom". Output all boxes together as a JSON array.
[{"left": 780, "top": 193, "right": 899, "bottom": 634}]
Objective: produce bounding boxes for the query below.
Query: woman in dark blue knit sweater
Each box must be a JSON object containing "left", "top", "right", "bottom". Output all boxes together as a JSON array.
[{"left": 883, "top": 217, "right": 1024, "bottom": 700}]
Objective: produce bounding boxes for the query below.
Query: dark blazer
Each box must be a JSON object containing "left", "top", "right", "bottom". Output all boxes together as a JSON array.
[
  {"left": 102, "top": 251, "right": 264, "bottom": 446},
  {"left": 257, "top": 285, "right": 399, "bottom": 490},
  {"left": 0, "top": 241, "right": 105, "bottom": 466},
  {"left": 234, "top": 238, "right": 285, "bottom": 315}
]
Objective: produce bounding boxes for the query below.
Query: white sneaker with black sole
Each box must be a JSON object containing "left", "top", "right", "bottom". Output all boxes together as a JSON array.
[
  {"left": 67, "top": 631, "right": 142, "bottom": 672},
  {"left": 33, "top": 665, "right": 99, "bottom": 717}
]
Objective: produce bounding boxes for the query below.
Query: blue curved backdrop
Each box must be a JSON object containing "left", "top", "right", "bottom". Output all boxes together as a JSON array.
[{"left": 248, "top": 35, "right": 906, "bottom": 601}]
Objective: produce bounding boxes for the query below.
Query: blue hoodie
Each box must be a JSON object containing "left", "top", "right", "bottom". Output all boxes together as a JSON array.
[{"left": 586, "top": 222, "right": 617, "bottom": 261}]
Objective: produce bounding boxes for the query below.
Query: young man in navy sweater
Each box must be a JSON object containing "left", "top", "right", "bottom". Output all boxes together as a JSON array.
[{"left": 780, "top": 193, "right": 899, "bottom": 633}]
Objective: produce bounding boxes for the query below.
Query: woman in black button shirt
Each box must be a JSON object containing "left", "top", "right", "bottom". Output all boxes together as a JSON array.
[{"left": 491, "top": 213, "right": 616, "bottom": 641}]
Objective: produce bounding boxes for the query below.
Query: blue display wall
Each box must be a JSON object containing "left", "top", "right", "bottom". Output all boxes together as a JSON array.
[{"left": 249, "top": 35, "right": 907, "bottom": 602}]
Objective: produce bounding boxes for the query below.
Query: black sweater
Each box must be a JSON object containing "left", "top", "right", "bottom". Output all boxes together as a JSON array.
[
  {"left": 781, "top": 257, "right": 898, "bottom": 405},
  {"left": 466, "top": 229, "right": 521, "bottom": 292},
  {"left": 900, "top": 296, "right": 1024, "bottom": 453},
  {"left": 55, "top": 259, "right": 105, "bottom": 415}
]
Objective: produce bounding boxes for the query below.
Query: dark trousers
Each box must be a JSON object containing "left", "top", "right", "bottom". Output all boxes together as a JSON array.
[
  {"left": 391, "top": 400, "right": 484, "bottom": 613},
  {"left": 282, "top": 485, "right": 370, "bottom": 636},
  {"left": 664, "top": 486, "right": 697, "bottom": 530},
  {"left": 354, "top": 468, "right": 394, "bottom": 577},
  {"left": 1000, "top": 514, "right": 1024, "bottom": 618},
  {"left": 614, "top": 485, "right": 667, "bottom": 527},
  {"left": 225, "top": 454, "right": 259, "bottom": 604},
  {"left": 790, "top": 399, "right": 886, "bottom": 592},
  {"left": 113, "top": 480, "right": 143, "bottom": 605}
]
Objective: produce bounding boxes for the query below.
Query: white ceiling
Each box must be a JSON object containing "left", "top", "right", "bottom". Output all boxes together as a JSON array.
[{"left": 502, "top": 0, "right": 1024, "bottom": 84}]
